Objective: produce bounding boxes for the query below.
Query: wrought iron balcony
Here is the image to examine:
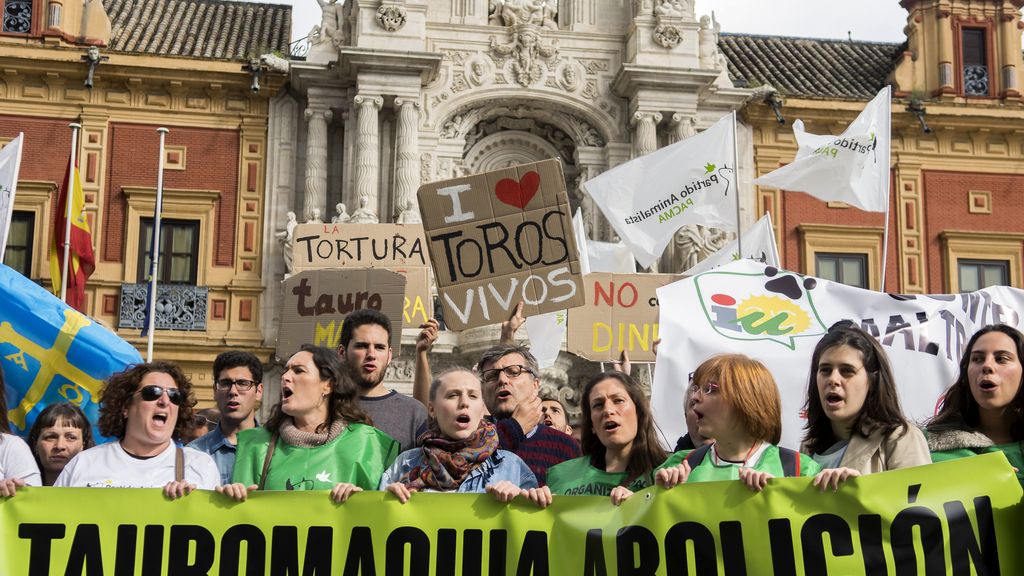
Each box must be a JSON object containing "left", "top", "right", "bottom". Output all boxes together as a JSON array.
[
  {"left": 963, "top": 65, "right": 989, "bottom": 96},
  {"left": 118, "top": 283, "right": 209, "bottom": 331}
]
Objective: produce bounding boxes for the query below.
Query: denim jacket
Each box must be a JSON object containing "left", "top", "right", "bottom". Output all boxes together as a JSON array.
[{"left": 378, "top": 448, "right": 538, "bottom": 493}]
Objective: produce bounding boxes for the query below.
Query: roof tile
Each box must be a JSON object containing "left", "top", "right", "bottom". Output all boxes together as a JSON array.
[
  {"left": 103, "top": 0, "right": 291, "bottom": 61},
  {"left": 720, "top": 33, "right": 902, "bottom": 99}
]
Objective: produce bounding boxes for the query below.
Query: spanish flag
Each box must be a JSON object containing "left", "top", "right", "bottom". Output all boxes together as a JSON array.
[{"left": 49, "top": 157, "right": 95, "bottom": 312}]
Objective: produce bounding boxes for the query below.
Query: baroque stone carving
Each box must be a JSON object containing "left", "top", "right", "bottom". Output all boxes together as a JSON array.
[
  {"left": 394, "top": 97, "right": 422, "bottom": 223},
  {"left": 654, "top": 0, "right": 692, "bottom": 18},
  {"left": 311, "top": 0, "right": 342, "bottom": 45},
  {"left": 463, "top": 116, "right": 576, "bottom": 162},
  {"left": 376, "top": 5, "right": 407, "bottom": 32},
  {"left": 489, "top": 0, "right": 557, "bottom": 29},
  {"left": 698, "top": 14, "right": 721, "bottom": 69},
  {"left": 490, "top": 23, "right": 558, "bottom": 87},
  {"left": 653, "top": 24, "right": 681, "bottom": 49},
  {"left": 331, "top": 203, "right": 350, "bottom": 223},
  {"left": 674, "top": 225, "right": 732, "bottom": 271},
  {"left": 303, "top": 107, "right": 333, "bottom": 222}
]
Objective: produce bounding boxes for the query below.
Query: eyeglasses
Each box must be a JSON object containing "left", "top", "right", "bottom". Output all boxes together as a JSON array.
[
  {"left": 688, "top": 381, "right": 720, "bottom": 397},
  {"left": 215, "top": 378, "right": 258, "bottom": 391},
  {"left": 481, "top": 364, "right": 534, "bottom": 383},
  {"left": 137, "top": 385, "right": 183, "bottom": 406}
]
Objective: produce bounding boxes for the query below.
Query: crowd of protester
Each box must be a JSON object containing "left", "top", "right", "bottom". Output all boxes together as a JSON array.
[{"left": 1, "top": 305, "right": 1022, "bottom": 506}]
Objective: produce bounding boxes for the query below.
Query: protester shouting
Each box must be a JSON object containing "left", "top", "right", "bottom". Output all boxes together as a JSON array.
[
  {"left": 927, "top": 324, "right": 1024, "bottom": 484},
  {"left": 380, "top": 368, "right": 541, "bottom": 505},
  {"left": 54, "top": 362, "right": 219, "bottom": 498},
  {"left": 227, "top": 345, "right": 398, "bottom": 503},
  {"left": 801, "top": 322, "right": 930, "bottom": 490},
  {"left": 545, "top": 371, "right": 668, "bottom": 504},
  {"left": 657, "top": 354, "right": 820, "bottom": 492},
  {"left": 28, "top": 402, "right": 94, "bottom": 486}
]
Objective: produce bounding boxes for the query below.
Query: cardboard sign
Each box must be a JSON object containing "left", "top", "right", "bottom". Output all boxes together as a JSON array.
[
  {"left": 291, "top": 223, "right": 428, "bottom": 270},
  {"left": 567, "top": 273, "right": 678, "bottom": 362},
  {"left": 277, "top": 269, "right": 406, "bottom": 359},
  {"left": 290, "top": 223, "right": 433, "bottom": 327},
  {"left": 417, "top": 159, "right": 584, "bottom": 330}
]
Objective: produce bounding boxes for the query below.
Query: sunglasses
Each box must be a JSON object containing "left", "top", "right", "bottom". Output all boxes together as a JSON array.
[{"left": 137, "top": 385, "right": 183, "bottom": 406}]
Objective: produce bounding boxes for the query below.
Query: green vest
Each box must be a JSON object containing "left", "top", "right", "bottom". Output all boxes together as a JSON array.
[
  {"left": 232, "top": 423, "right": 398, "bottom": 491},
  {"left": 931, "top": 442, "right": 1024, "bottom": 485},
  {"left": 683, "top": 444, "right": 821, "bottom": 483},
  {"left": 546, "top": 456, "right": 653, "bottom": 496}
]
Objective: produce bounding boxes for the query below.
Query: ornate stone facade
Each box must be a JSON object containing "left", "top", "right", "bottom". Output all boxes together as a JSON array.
[{"left": 265, "top": 0, "right": 754, "bottom": 421}]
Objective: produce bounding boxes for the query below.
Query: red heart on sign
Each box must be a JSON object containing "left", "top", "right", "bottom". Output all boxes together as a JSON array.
[{"left": 495, "top": 171, "right": 541, "bottom": 210}]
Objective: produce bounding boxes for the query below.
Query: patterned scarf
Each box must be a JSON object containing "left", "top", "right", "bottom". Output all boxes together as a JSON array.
[{"left": 398, "top": 420, "right": 498, "bottom": 491}]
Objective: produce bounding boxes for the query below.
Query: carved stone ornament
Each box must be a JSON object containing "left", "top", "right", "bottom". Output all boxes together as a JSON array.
[
  {"left": 490, "top": 23, "right": 558, "bottom": 87},
  {"left": 653, "top": 23, "right": 681, "bottom": 49},
  {"left": 376, "top": 5, "right": 406, "bottom": 32}
]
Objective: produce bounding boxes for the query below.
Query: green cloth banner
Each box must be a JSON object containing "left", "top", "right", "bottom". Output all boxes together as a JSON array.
[{"left": 2, "top": 454, "right": 1021, "bottom": 574}]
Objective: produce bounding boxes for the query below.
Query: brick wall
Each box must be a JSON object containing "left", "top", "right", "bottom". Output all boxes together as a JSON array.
[
  {"left": 923, "top": 170, "right": 1024, "bottom": 292},
  {"left": 0, "top": 114, "right": 76, "bottom": 225},
  {"left": 104, "top": 123, "right": 239, "bottom": 266}
]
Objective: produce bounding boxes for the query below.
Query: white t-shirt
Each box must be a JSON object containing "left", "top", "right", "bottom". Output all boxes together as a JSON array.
[
  {"left": 54, "top": 441, "right": 220, "bottom": 489},
  {"left": 0, "top": 433, "right": 41, "bottom": 486}
]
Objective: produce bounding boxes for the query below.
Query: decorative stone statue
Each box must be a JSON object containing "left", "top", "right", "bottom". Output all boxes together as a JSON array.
[
  {"left": 674, "top": 224, "right": 730, "bottom": 272},
  {"left": 698, "top": 15, "right": 718, "bottom": 68},
  {"left": 312, "top": 0, "right": 341, "bottom": 44},
  {"left": 306, "top": 207, "right": 324, "bottom": 224},
  {"left": 276, "top": 211, "right": 298, "bottom": 275},
  {"left": 490, "top": 0, "right": 557, "bottom": 29},
  {"left": 331, "top": 202, "right": 350, "bottom": 223},
  {"left": 348, "top": 195, "right": 379, "bottom": 224}
]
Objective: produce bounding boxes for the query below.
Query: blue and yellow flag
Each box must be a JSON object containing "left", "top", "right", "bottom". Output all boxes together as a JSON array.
[{"left": 0, "top": 263, "right": 141, "bottom": 440}]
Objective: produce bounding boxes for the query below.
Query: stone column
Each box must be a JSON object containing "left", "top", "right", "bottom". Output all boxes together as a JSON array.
[
  {"left": 303, "top": 107, "right": 333, "bottom": 222},
  {"left": 393, "top": 97, "right": 421, "bottom": 223},
  {"left": 668, "top": 112, "right": 697, "bottom": 144},
  {"left": 936, "top": 11, "right": 954, "bottom": 93},
  {"left": 354, "top": 94, "right": 384, "bottom": 219},
  {"left": 632, "top": 111, "right": 661, "bottom": 158}
]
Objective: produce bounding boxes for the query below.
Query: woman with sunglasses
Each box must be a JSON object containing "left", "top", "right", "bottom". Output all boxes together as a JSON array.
[
  {"left": 0, "top": 365, "right": 42, "bottom": 497},
  {"left": 28, "top": 402, "right": 95, "bottom": 486},
  {"left": 801, "top": 323, "right": 929, "bottom": 490},
  {"left": 381, "top": 368, "right": 541, "bottom": 503},
  {"left": 225, "top": 345, "right": 398, "bottom": 503},
  {"left": 927, "top": 324, "right": 1024, "bottom": 484},
  {"left": 54, "top": 362, "right": 220, "bottom": 498},
  {"left": 658, "top": 354, "right": 820, "bottom": 492},
  {"left": 544, "top": 371, "right": 668, "bottom": 505}
]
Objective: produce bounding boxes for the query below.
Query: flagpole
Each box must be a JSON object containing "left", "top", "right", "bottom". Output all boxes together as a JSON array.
[
  {"left": 60, "top": 123, "right": 82, "bottom": 303},
  {"left": 765, "top": 210, "right": 781, "bottom": 265},
  {"left": 732, "top": 111, "right": 743, "bottom": 256},
  {"left": 879, "top": 86, "right": 892, "bottom": 293},
  {"left": 146, "top": 127, "right": 169, "bottom": 362}
]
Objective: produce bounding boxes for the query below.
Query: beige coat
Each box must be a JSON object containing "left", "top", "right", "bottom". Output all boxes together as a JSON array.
[{"left": 835, "top": 426, "right": 931, "bottom": 474}]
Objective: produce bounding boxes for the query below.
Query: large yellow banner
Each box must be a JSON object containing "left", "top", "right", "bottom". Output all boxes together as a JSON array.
[{"left": 2, "top": 454, "right": 1020, "bottom": 574}]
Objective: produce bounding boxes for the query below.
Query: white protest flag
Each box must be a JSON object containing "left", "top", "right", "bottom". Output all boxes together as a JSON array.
[
  {"left": 754, "top": 86, "right": 891, "bottom": 212},
  {"left": 583, "top": 114, "right": 737, "bottom": 269},
  {"left": 682, "top": 212, "right": 779, "bottom": 276},
  {"left": 0, "top": 133, "right": 24, "bottom": 261},
  {"left": 651, "top": 259, "right": 1024, "bottom": 449},
  {"left": 572, "top": 208, "right": 636, "bottom": 274}
]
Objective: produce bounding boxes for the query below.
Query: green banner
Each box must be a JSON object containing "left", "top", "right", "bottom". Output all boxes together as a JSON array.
[{"left": 2, "top": 454, "right": 1021, "bottom": 575}]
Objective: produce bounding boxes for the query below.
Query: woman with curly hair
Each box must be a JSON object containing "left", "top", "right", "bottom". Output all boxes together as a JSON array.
[
  {"left": 225, "top": 345, "right": 398, "bottom": 503},
  {"left": 0, "top": 365, "right": 42, "bottom": 497},
  {"left": 801, "top": 322, "right": 929, "bottom": 491},
  {"left": 927, "top": 324, "right": 1024, "bottom": 484},
  {"left": 54, "top": 362, "right": 220, "bottom": 498},
  {"left": 544, "top": 371, "right": 668, "bottom": 505},
  {"left": 28, "top": 402, "right": 95, "bottom": 486}
]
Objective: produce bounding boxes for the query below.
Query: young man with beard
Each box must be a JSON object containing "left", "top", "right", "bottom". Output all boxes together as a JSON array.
[
  {"left": 339, "top": 309, "right": 427, "bottom": 452},
  {"left": 189, "top": 351, "right": 264, "bottom": 485}
]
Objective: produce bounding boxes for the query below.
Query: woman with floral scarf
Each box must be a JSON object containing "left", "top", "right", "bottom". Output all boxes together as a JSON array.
[{"left": 380, "top": 368, "right": 544, "bottom": 504}]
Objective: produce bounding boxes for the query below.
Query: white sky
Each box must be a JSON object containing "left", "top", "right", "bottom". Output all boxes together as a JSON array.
[{"left": 279, "top": 0, "right": 911, "bottom": 45}]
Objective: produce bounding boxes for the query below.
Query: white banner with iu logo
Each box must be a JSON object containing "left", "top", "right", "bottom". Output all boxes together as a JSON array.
[{"left": 652, "top": 260, "right": 1024, "bottom": 450}]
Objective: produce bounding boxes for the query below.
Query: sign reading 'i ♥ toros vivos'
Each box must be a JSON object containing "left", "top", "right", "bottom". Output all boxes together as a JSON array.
[{"left": 417, "top": 159, "right": 585, "bottom": 330}]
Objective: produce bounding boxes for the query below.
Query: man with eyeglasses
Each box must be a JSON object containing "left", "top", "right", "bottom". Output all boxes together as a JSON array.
[
  {"left": 188, "top": 351, "right": 264, "bottom": 485},
  {"left": 476, "top": 345, "right": 580, "bottom": 485}
]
